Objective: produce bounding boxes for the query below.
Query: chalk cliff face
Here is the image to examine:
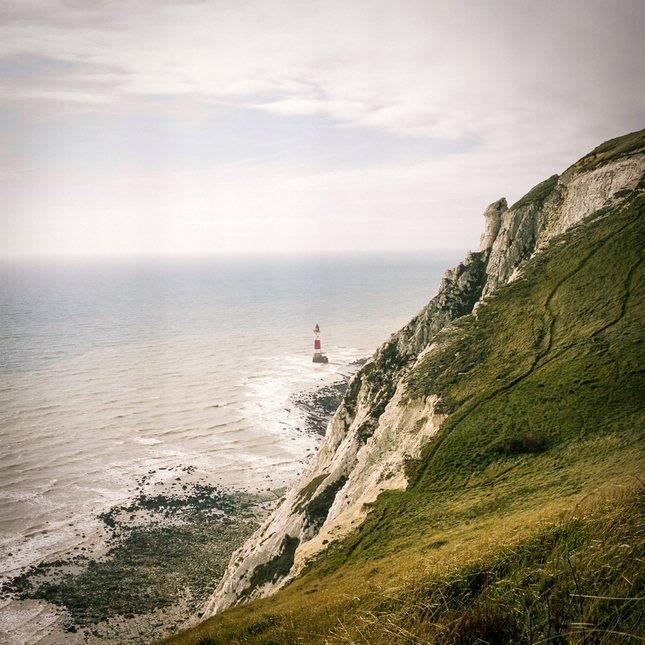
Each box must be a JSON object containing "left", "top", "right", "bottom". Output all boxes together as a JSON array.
[{"left": 204, "top": 130, "right": 645, "bottom": 616}]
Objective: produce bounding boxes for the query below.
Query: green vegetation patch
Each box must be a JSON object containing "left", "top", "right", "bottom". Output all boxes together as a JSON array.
[
  {"left": 492, "top": 432, "right": 547, "bottom": 456},
  {"left": 407, "top": 193, "right": 645, "bottom": 491},
  {"left": 294, "top": 474, "right": 349, "bottom": 531},
  {"left": 294, "top": 474, "right": 328, "bottom": 514},
  {"left": 239, "top": 535, "right": 300, "bottom": 601},
  {"left": 304, "top": 476, "right": 348, "bottom": 532},
  {"left": 567, "top": 127, "right": 645, "bottom": 177}
]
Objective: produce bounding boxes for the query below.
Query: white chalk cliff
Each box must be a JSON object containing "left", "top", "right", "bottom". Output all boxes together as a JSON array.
[{"left": 203, "top": 130, "right": 645, "bottom": 617}]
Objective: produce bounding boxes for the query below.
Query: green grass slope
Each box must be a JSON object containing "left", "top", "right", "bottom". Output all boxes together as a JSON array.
[{"left": 158, "top": 191, "right": 645, "bottom": 644}]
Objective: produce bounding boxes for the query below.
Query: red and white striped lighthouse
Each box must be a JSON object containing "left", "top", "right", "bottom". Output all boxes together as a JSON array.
[{"left": 312, "top": 324, "right": 329, "bottom": 363}]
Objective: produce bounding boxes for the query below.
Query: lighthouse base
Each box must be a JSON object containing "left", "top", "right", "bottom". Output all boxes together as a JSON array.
[{"left": 312, "top": 354, "right": 329, "bottom": 364}]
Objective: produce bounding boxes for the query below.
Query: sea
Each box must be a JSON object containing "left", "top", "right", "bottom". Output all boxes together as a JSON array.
[{"left": 0, "top": 251, "right": 462, "bottom": 642}]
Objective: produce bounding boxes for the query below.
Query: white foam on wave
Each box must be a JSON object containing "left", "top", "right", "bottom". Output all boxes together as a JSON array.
[
  {"left": 135, "top": 437, "right": 163, "bottom": 445},
  {"left": 0, "top": 512, "right": 109, "bottom": 584}
]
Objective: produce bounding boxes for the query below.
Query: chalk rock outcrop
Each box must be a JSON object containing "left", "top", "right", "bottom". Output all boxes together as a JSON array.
[
  {"left": 478, "top": 198, "right": 507, "bottom": 251},
  {"left": 204, "top": 129, "right": 645, "bottom": 616},
  {"left": 482, "top": 136, "right": 645, "bottom": 297}
]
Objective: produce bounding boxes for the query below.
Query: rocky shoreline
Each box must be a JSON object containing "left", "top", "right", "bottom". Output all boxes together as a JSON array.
[
  {"left": 292, "top": 359, "right": 367, "bottom": 436},
  {"left": 1, "top": 471, "right": 280, "bottom": 644},
  {"left": 0, "top": 368, "right": 361, "bottom": 645}
]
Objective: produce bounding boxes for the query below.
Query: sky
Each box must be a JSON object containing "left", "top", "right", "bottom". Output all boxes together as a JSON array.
[{"left": 1, "top": 0, "right": 644, "bottom": 259}]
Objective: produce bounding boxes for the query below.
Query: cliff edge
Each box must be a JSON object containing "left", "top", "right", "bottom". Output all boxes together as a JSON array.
[{"left": 203, "top": 129, "right": 645, "bottom": 617}]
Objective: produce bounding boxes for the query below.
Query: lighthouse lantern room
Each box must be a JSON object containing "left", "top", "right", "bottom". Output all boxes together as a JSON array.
[{"left": 312, "top": 324, "right": 329, "bottom": 363}]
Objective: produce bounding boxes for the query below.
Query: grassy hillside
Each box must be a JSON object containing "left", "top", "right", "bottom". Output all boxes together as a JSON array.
[{"left": 158, "top": 192, "right": 645, "bottom": 644}]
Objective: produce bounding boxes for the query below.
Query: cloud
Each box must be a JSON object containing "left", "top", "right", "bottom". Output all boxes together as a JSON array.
[
  {"left": 2, "top": 0, "right": 642, "bottom": 137},
  {"left": 0, "top": 0, "right": 643, "bottom": 257}
]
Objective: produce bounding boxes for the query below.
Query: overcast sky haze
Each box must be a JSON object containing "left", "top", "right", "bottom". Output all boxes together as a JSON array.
[{"left": 1, "top": 0, "right": 644, "bottom": 259}]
